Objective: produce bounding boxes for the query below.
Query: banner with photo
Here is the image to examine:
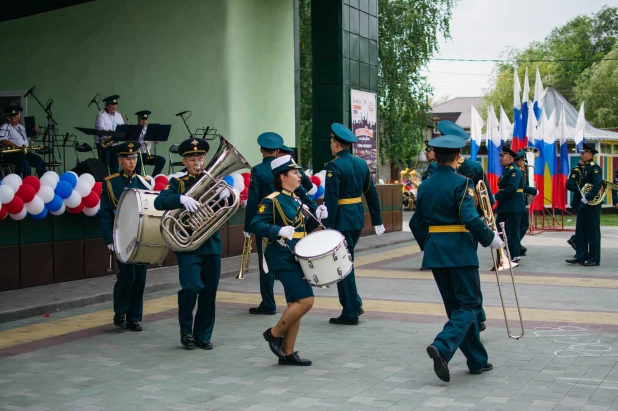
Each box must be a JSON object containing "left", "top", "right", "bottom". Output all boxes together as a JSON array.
[{"left": 350, "top": 89, "right": 377, "bottom": 183}]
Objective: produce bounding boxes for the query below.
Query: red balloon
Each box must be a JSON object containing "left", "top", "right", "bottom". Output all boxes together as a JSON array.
[
  {"left": 241, "top": 172, "right": 250, "bottom": 179},
  {"left": 153, "top": 182, "right": 165, "bottom": 191},
  {"left": 83, "top": 191, "right": 100, "bottom": 208},
  {"left": 15, "top": 184, "right": 36, "bottom": 203},
  {"left": 154, "top": 176, "right": 168, "bottom": 186},
  {"left": 67, "top": 202, "right": 84, "bottom": 214},
  {"left": 5, "top": 196, "right": 24, "bottom": 214},
  {"left": 240, "top": 187, "right": 249, "bottom": 200},
  {"left": 310, "top": 176, "right": 321, "bottom": 187},
  {"left": 22, "top": 176, "right": 41, "bottom": 193},
  {"left": 0, "top": 207, "right": 7, "bottom": 220},
  {"left": 93, "top": 182, "right": 103, "bottom": 195}
]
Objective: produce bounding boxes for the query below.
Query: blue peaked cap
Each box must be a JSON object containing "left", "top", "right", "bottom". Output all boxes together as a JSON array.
[
  {"left": 330, "top": 123, "right": 357, "bottom": 144},
  {"left": 437, "top": 120, "right": 470, "bottom": 141}
]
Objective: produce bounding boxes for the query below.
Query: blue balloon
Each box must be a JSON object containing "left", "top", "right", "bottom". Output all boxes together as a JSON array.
[
  {"left": 54, "top": 181, "right": 73, "bottom": 199},
  {"left": 47, "top": 194, "right": 63, "bottom": 212},
  {"left": 31, "top": 207, "right": 48, "bottom": 220},
  {"left": 59, "top": 172, "right": 78, "bottom": 188},
  {"left": 222, "top": 175, "right": 234, "bottom": 186},
  {"left": 313, "top": 185, "right": 324, "bottom": 199}
]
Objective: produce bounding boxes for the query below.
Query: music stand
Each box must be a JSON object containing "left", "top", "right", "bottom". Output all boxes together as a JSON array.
[
  {"left": 144, "top": 124, "right": 171, "bottom": 157},
  {"left": 116, "top": 124, "right": 143, "bottom": 142}
]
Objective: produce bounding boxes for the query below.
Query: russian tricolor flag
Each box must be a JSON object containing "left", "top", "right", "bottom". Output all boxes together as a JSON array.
[
  {"left": 512, "top": 67, "right": 525, "bottom": 151},
  {"left": 530, "top": 68, "right": 545, "bottom": 212},
  {"left": 470, "top": 105, "right": 484, "bottom": 161},
  {"left": 520, "top": 68, "right": 530, "bottom": 149},
  {"left": 574, "top": 102, "right": 586, "bottom": 151},
  {"left": 554, "top": 106, "right": 570, "bottom": 210},
  {"left": 542, "top": 111, "right": 557, "bottom": 209},
  {"left": 486, "top": 103, "right": 502, "bottom": 194}
]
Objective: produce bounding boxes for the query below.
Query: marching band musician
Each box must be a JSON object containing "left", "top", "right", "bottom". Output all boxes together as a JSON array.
[
  {"left": 566, "top": 143, "right": 603, "bottom": 267},
  {"left": 0, "top": 106, "right": 46, "bottom": 177},
  {"left": 244, "top": 132, "right": 284, "bottom": 316},
  {"left": 154, "top": 138, "right": 228, "bottom": 349},
  {"left": 410, "top": 134, "right": 502, "bottom": 382},
  {"left": 566, "top": 160, "right": 585, "bottom": 250},
  {"left": 494, "top": 146, "right": 526, "bottom": 263},
  {"left": 323, "top": 123, "right": 384, "bottom": 325},
  {"left": 249, "top": 154, "right": 327, "bottom": 366},
  {"left": 514, "top": 150, "right": 538, "bottom": 255},
  {"left": 100, "top": 142, "right": 151, "bottom": 331},
  {"left": 422, "top": 141, "right": 437, "bottom": 181},
  {"left": 95, "top": 95, "right": 124, "bottom": 175},
  {"left": 612, "top": 167, "right": 618, "bottom": 210},
  {"left": 134, "top": 110, "right": 166, "bottom": 176},
  {"left": 277, "top": 145, "right": 313, "bottom": 194}
]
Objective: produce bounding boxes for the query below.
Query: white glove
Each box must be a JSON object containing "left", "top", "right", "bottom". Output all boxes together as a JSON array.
[
  {"left": 316, "top": 205, "right": 328, "bottom": 221},
  {"left": 107, "top": 244, "right": 114, "bottom": 252},
  {"left": 374, "top": 224, "right": 385, "bottom": 236},
  {"left": 278, "top": 226, "right": 295, "bottom": 239},
  {"left": 243, "top": 231, "right": 250, "bottom": 238},
  {"left": 180, "top": 195, "right": 200, "bottom": 212},
  {"left": 219, "top": 188, "right": 231, "bottom": 200},
  {"left": 489, "top": 234, "right": 505, "bottom": 249},
  {"left": 581, "top": 196, "right": 589, "bottom": 205}
]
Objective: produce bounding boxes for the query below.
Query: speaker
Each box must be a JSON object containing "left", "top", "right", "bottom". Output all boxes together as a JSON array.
[{"left": 71, "top": 158, "right": 107, "bottom": 181}]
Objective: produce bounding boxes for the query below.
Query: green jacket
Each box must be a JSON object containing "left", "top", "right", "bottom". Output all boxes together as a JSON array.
[
  {"left": 153, "top": 173, "right": 222, "bottom": 255},
  {"left": 422, "top": 161, "right": 437, "bottom": 181},
  {"left": 581, "top": 159, "right": 603, "bottom": 205},
  {"left": 100, "top": 172, "right": 150, "bottom": 246},
  {"left": 322, "top": 149, "right": 382, "bottom": 231},
  {"left": 566, "top": 165, "right": 583, "bottom": 211},
  {"left": 457, "top": 158, "right": 495, "bottom": 206},
  {"left": 410, "top": 166, "right": 494, "bottom": 268},
  {"left": 494, "top": 163, "right": 526, "bottom": 214}
]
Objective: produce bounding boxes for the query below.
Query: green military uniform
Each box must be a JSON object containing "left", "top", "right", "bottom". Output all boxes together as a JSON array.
[
  {"left": 410, "top": 135, "right": 496, "bottom": 381},
  {"left": 572, "top": 145, "right": 603, "bottom": 265},
  {"left": 323, "top": 123, "right": 382, "bottom": 324},
  {"left": 494, "top": 147, "right": 526, "bottom": 260},
  {"left": 566, "top": 164, "right": 584, "bottom": 248},
  {"left": 423, "top": 161, "right": 437, "bottom": 181},
  {"left": 100, "top": 142, "right": 150, "bottom": 330},
  {"left": 154, "top": 138, "right": 222, "bottom": 348},
  {"left": 514, "top": 151, "right": 537, "bottom": 243}
]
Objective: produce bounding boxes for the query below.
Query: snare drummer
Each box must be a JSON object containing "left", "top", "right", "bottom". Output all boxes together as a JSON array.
[
  {"left": 100, "top": 142, "right": 152, "bottom": 331},
  {"left": 249, "top": 155, "right": 328, "bottom": 366}
]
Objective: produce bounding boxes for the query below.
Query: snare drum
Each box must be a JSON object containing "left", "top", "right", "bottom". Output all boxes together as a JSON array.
[
  {"left": 294, "top": 229, "right": 352, "bottom": 287},
  {"left": 114, "top": 189, "right": 169, "bottom": 265}
]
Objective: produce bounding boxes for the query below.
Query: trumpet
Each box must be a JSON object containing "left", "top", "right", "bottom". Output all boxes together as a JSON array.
[
  {"left": 237, "top": 235, "right": 252, "bottom": 279},
  {"left": 476, "top": 180, "right": 525, "bottom": 339},
  {"left": 0, "top": 145, "right": 45, "bottom": 155}
]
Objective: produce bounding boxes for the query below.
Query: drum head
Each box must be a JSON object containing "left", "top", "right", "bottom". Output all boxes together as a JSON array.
[
  {"left": 114, "top": 189, "right": 141, "bottom": 263},
  {"left": 294, "top": 229, "right": 344, "bottom": 258}
]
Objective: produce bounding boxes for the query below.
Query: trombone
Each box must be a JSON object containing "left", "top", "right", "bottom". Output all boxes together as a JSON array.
[
  {"left": 237, "top": 235, "right": 252, "bottom": 279},
  {"left": 476, "top": 180, "right": 525, "bottom": 339}
]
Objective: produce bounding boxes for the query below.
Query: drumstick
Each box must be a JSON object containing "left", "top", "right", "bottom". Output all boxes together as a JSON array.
[{"left": 107, "top": 251, "right": 114, "bottom": 275}]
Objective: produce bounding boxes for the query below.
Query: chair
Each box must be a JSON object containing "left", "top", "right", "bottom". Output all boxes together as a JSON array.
[
  {"left": 74, "top": 141, "right": 96, "bottom": 165},
  {"left": 0, "top": 155, "right": 15, "bottom": 177},
  {"left": 168, "top": 144, "right": 184, "bottom": 173}
]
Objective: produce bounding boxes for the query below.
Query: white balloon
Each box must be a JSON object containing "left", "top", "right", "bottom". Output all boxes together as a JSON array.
[
  {"left": 37, "top": 185, "right": 55, "bottom": 203},
  {"left": 232, "top": 175, "right": 245, "bottom": 192},
  {"left": 74, "top": 180, "right": 91, "bottom": 197},
  {"left": 319, "top": 169, "right": 327, "bottom": 176},
  {"left": 0, "top": 185, "right": 15, "bottom": 204},
  {"left": 25, "top": 195, "right": 45, "bottom": 215},
  {"left": 2, "top": 174, "right": 22, "bottom": 192},
  {"left": 78, "top": 173, "right": 96, "bottom": 190},
  {"left": 50, "top": 203, "right": 66, "bottom": 216},
  {"left": 40, "top": 174, "right": 58, "bottom": 190},
  {"left": 83, "top": 203, "right": 100, "bottom": 216},
  {"left": 9, "top": 208, "right": 27, "bottom": 220},
  {"left": 64, "top": 190, "right": 82, "bottom": 208},
  {"left": 42, "top": 171, "right": 60, "bottom": 183},
  {"left": 308, "top": 183, "right": 317, "bottom": 195}
]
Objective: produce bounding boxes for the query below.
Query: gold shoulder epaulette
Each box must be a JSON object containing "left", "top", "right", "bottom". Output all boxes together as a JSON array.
[
  {"left": 143, "top": 176, "right": 150, "bottom": 180},
  {"left": 508, "top": 165, "right": 513, "bottom": 169},
  {"left": 265, "top": 192, "right": 280, "bottom": 200},
  {"left": 104, "top": 173, "right": 120, "bottom": 180},
  {"left": 590, "top": 161, "right": 595, "bottom": 166}
]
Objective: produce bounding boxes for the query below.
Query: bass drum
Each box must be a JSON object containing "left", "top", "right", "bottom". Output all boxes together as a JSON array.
[
  {"left": 294, "top": 229, "right": 353, "bottom": 287},
  {"left": 114, "top": 189, "right": 169, "bottom": 265}
]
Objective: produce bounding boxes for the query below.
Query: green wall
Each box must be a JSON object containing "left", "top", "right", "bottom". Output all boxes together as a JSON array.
[{"left": 0, "top": 0, "right": 295, "bottom": 172}]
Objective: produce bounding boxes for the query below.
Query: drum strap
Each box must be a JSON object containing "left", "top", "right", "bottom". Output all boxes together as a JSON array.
[
  {"left": 137, "top": 175, "right": 153, "bottom": 190},
  {"left": 428, "top": 225, "right": 469, "bottom": 233}
]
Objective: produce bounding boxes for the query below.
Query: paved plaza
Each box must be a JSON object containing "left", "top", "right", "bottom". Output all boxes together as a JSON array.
[{"left": 1, "top": 220, "right": 618, "bottom": 410}]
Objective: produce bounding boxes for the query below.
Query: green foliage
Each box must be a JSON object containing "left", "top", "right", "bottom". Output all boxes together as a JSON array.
[
  {"left": 298, "top": 0, "right": 312, "bottom": 167},
  {"left": 574, "top": 46, "right": 618, "bottom": 128},
  {"left": 378, "top": 0, "right": 454, "bottom": 167}
]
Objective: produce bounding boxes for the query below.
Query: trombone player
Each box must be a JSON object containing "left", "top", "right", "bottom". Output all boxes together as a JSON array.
[
  {"left": 134, "top": 110, "right": 166, "bottom": 176},
  {"left": 495, "top": 146, "right": 525, "bottom": 263},
  {"left": 410, "top": 134, "right": 503, "bottom": 382}
]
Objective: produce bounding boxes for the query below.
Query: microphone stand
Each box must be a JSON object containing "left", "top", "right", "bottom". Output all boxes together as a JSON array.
[
  {"left": 178, "top": 112, "right": 193, "bottom": 138},
  {"left": 27, "top": 88, "right": 60, "bottom": 171}
]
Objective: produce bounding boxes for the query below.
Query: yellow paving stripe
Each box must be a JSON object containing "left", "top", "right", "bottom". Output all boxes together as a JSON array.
[
  {"left": 355, "top": 269, "right": 618, "bottom": 289},
  {"left": 1, "top": 290, "right": 617, "bottom": 351}
]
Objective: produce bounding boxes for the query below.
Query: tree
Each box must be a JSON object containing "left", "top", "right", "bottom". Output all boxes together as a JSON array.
[
  {"left": 378, "top": 0, "right": 454, "bottom": 167},
  {"left": 298, "top": 0, "right": 312, "bottom": 167},
  {"left": 574, "top": 45, "right": 618, "bottom": 128}
]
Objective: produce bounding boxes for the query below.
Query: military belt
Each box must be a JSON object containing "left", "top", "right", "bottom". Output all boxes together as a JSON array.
[
  {"left": 498, "top": 189, "right": 524, "bottom": 192},
  {"left": 428, "top": 225, "right": 469, "bottom": 233},
  {"left": 292, "top": 232, "right": 306, "bottom": 239},
  {"left": 338, "top": 197, "right": 361, "bottom": 205}
]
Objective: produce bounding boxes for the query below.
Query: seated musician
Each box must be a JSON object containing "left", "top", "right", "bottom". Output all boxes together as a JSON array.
[
  {"left": 95, "top": 95, "right": 124, "bottom": 174},
  {"left": 249, "top": 155, "right": 328, "bottom": 366},
  {"left": 0, "top": 105, "right": 46, "bottom": 177},
  {"left": 135, "top": 110, "right": 166, "bottom": 176}
]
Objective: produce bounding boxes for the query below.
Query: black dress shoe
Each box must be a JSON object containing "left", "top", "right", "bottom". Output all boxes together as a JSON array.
[
  {"left": 249, "top": 306, "right": 276, "bottom": 315},
  {"left": 180, "top": 333, "right": 195, "bottom": 349},
  {"left": 420, "top": 267, "right": 429, "bottom": 271},
  {"left": 520, "top": 246, "right": 527, "bottom": 256},
  {"left": 565, "top": 258, "right": 585, "bottom": 264},
  {"left": 126, "top": 321, "right": 142, "bottom": 332},
  {"left": 195, "top": 340, "right": 213, "bottom": 350},
  {"left": 470, "top": 363, "right": 493, "bottom": 374},
  {"left": 113, "top": 314, "right": 126, "bottom": 328},
  {"left": 358, "top": 306, "right": 365, "bottom": 316},
  {"left": 427, "top": 344, "right": 450, "bottom": 382},
  {"left": 278, "top": 352, "right": 312, "bottom": 366},
  {"left": 329, "top": 316, "right": 359, "bottom": 325},
  {"left": 479, "top": 321, "right": 486, "bottom": 332},
  {"left": 583, "top": 261, "right": 600, "bottom": 267},
  {"left": 263, "top": 328, "right": 285, "bottom": 358},
  {"left": 567, "top": 239, "right": 576, "bottom": 251}
]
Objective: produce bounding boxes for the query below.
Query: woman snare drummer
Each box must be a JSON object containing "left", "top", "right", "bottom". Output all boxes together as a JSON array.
[{"left": 249, "top": 155, "right": 328, "bottom": 366}]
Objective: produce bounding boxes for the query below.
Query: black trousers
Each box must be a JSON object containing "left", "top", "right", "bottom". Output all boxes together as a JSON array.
[{"left": 496, "top": 212, "right": 521, "bottom": 259}]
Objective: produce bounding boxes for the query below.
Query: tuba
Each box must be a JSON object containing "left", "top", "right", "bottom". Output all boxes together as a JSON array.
[
  {"left": 521, "top": 147, "right": 540, "bottom": 205},
  {"left": 160, "top": 135, "right": 251, "bottom": 252},
  {"left": 582, "top": 180, "right": 618, "bottom": 206}
]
